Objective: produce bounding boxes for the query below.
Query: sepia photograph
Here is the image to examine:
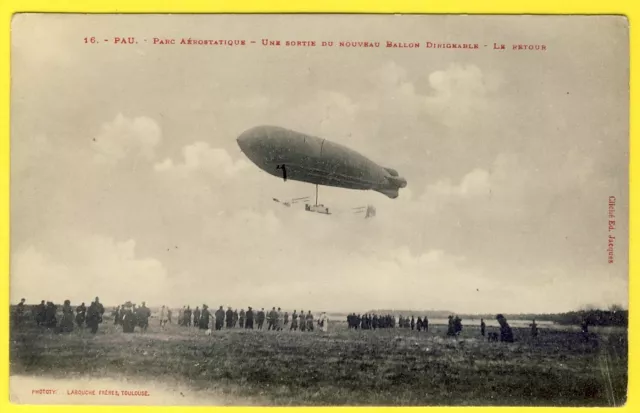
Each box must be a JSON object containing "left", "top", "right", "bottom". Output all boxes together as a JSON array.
[{"left": 9, "top": 13, "right": 629, "bottom": 406}]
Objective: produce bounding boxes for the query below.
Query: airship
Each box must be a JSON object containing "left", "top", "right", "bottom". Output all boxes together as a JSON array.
[{"left": 236, "top": 125, "right": 407, "bottom": 199}]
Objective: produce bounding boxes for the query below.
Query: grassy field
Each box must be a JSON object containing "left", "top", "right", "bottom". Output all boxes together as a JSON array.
[{"left": 10, "top": 317, "right": 627, "bottom": 406}]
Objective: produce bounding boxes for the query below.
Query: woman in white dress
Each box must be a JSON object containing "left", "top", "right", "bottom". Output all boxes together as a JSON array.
[
  {"left": 159, "top": 305, "right": 169, "bottom": 329},
  {"left": 318, "top": 312, "right": 329, "bottom": 332}
]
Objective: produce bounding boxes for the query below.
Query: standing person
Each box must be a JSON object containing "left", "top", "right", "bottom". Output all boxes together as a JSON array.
[
  {"left": 299, "top": 310, "right": 306, "bottom": 332},
  {"left": 267, "top": 307, "right": 276, "bottom": 330},
  {"left": 276, "top": 307, "right": 284, "bottom": 331},
  {"left": 159, "top": 305, "right": 169, "bottom": 329},
  {"left": 290, "top": 310, "right": 299, "bottom": 331},
  {"left": 122, "top": 303, "right": 136, "bottom": 333},
  {"left": 59, "top": 300, "right": 74, "bottom": 333},
  {"left": 193, "top": 306, "right": 201, "bottom": 328},
  {"left": 132, "top": 304, "right": 138, "bottom": 326},
  {"left": 305, "top": 311, "right": 314, "bottom": 331},
  {"left": 117, "top": 305, "right": 126, "bottom": 326},
  {"left": 257, "top": 308, "right": 265, "bottom": 330},
  {"left": 416, "top": 317, "right": 423, "bottom": 332},
  {"left": 178, "top": 306, "right": 184, "bottom": 326},
  {"left": 15, "top": 298, "right": 26, "bottom": 325},
  {"left": 245, "top": 307, "right": 254, "bottom": 329},
  {"left": 454, "top": 316, "right": 463, "bottom": 336},
  {"left": 284, "top": 311, "right": 289, "bottom": 328},
  {"left": 239, "top": 309, "right": 245, "bottom": 328},
  {"left": 496, "top": 314, "right": 514, "bottom": 343},
  {"left": 167, "top": 308, "right": 173, "bottom": 324},
  {"left": 411, "top": 316, "right": 416, "bottom": 331},
  {"left": 199, "top": 305, "right": 211, "bottom": 330},
  {"left": 215, "top": 306, "right": 225, "bottom": 330},
  {"left": 121, "top": 303, "right": 134, "bottom": 333},
  {"left": 113, "top": 306, "right": 121, "bottom": 326},
  {"left": 75, "top": 302, "right": 87, "bottom": 328},
  {"left": 226, "top": 307, "right": 234, "bottom": 329},
  {"left": 86, "top": 297, "right": 105, "bottom": 334},
  {"left": 317, "top": 312, "right": 329, "bottom": 332},
  {"left": 35, "top": 300, "right": 46, "bottom": 326},
  {"left": 423, "top": 315, "right": 429, "bottom": 332},
  {"left": 581, "top": 318, "right": 589, "bottom": 342},
  {"left": 480, "top": 318, "right": 486, "bottom": 337},
  {"left": 447, "top": 315, "right": 455, "bottom": 336},
  {"left": 184, "top": 306, "right": 192, "bottom": 327},
  {"left": 233, "top": 309, "right": 239, "bottom": 327},
  {"left": 45, "top": 302, "right": 57, "bottom": 328},
  {"left": 138, "top": 302, "right": 151, "bottom": 332},
  {"left": 530, "top": 319, "right": 539, "bottom": 338}
]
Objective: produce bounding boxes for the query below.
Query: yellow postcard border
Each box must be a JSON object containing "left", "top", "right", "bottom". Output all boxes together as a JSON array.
[{"left": 0, "top": 1, "right": 636, "bottom": 412}]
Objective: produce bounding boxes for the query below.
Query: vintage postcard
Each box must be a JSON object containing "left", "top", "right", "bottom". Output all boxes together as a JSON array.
[{"left": 9, "top": 13, "right": 629, "bottom": 406}]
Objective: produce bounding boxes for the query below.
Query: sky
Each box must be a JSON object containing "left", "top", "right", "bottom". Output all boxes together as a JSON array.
[{"left": 9, "top": 14, "right": 629, "bottom": 313}]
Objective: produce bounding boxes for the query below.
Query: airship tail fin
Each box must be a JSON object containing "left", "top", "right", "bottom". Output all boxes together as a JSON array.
[
  {"left": 384, "top": 167, "right": 399, "bottom": 177},
  {"left": 388, "top": 175, "right": 407, "bottom": 189},
  {"left": 375, "top": 188, "right": 400, "bottom": 199},
  {"left": 375, "top": 175, "right": 407, "bottom": 199}
]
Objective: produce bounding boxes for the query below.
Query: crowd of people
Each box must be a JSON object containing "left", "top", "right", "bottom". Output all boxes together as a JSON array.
[
  {"left": 12, "top": 298, "right": 553, "bottom": 342},
  {"left": 12, "top": 297, "right": 106, "bottom": 334},
  {"left": 174, "top": 306, "right": 330, "bottom": 332},
  {"left": 346, "top": 313, "right": 432, "bottom": 331},
  {"left": 112, "top": 302, "right": 152, "bottom": 333}
]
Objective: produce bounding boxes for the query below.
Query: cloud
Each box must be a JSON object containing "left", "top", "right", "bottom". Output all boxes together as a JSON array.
[
  {"left": 155, "top": 142, "right": 251, "bottom": 176},
  {"left": 428, "top": 64, "right": 488, "bottom": 97},
  {"left": 11, "top": 232, "right": 170, "bottom": 305},
  {"left": 424, "top": 64, "right": 498, "bottom": 129},
  {"left": 153, "top": 158, "right": 174, "bottom": 172},
  {"left": 178, "top": 205, "right": 493, "bottom": 312},
  {"left": 419, "top": 153, "right": 530, "bottom": 220},
  {"left": 92, "top": 113, "right": 162, "bottom": 164},
  {"left": 427, "top": 168, "right": 491, "bottom": 198}
]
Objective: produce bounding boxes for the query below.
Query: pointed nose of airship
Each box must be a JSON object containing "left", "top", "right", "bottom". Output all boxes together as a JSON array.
[
  {"left": 236, "top": 130, "right": 254, "bottom": 154},
  {"left": 237, "top": 126, "right": 271, "bottom": 156}
]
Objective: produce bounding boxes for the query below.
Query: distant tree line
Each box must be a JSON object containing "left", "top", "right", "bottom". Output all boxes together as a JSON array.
[
  {"left": 367, "top": 306, "right": 628, "bottom": 327},
  {"left": 489, "top": 309, "right": 628, "bottom": 327}
]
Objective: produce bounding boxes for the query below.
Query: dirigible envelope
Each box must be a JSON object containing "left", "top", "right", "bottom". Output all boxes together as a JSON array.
[{"left": 237, "top": 125, "right": 407, "bottom": 198}]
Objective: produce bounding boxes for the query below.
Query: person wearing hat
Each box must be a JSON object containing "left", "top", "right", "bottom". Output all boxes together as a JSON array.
[
  {"left": 226, "top": 307, "right": 234, "bottom": 329},
  {"left": 257, "top": 308, "right": 265, "bottom": 329},
  {"left": 215, "top": 306, "right": 225, "bottom": 330},
  {"left": 14, "top": 298, "right": 26, "bottom": 325},
  {"left": 199, "top": 304, "right": 211, "bottom": 330},
  {"left": 137, "top": 302, "right": 151, "bottom": 331},
  {"left": 87, "top": 296, "right": 105, "bottom": 334},
  {"left": 245, "top": 307, "right": 254, "bottom": 329},
  {"left": 75, "top": 302, "right": 87, "bottom": 327},
  {"left": 59, "top": 300, "right": 75, "bottom": 333},
  {"left": 122, "top": 301, "right": 135, "bottom": 333},
  {"left": 305, "top": 310, "right": 314, "bottom": 331}
]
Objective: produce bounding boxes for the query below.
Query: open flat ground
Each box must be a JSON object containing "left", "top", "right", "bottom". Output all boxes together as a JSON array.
[{"left": 10, "top": 317, "right": 627, "bottom": 406}]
